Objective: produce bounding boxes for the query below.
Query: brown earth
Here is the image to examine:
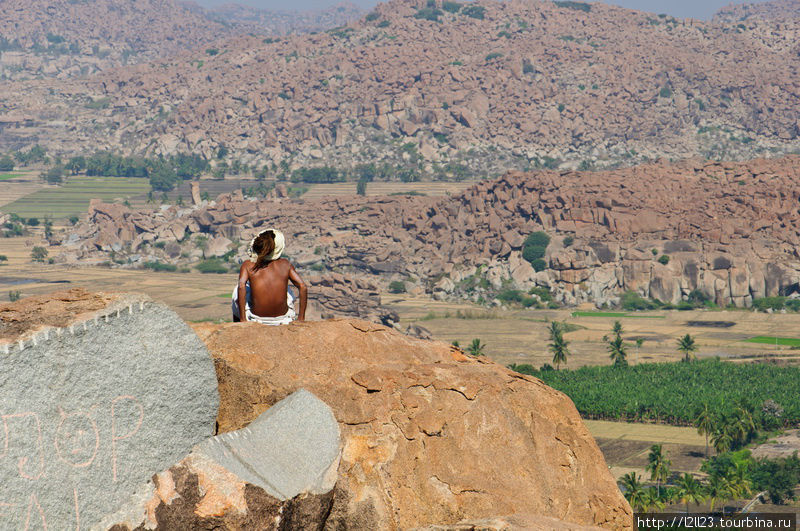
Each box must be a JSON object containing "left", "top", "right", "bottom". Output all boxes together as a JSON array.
[
  {"left": 56, "top": 157, "right": 800, "bottom": 309},
  {"left": 0, "top": 287, "right": 116, "bottom": 340},
  {"left": 195, "top": 318, "right": 633, "bottom": 529},
  {"left": 2, "top": 0, "right": 800, "bottom": 165}
]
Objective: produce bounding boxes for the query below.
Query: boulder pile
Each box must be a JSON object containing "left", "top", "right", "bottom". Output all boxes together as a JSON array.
[{"left": 60, "top": 156, "right": 800, "bottom": 309}]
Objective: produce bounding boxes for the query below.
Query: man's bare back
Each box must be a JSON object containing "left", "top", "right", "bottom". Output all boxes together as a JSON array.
[{"left": 237, "top": 258, "right": 307, "bottom": 322}]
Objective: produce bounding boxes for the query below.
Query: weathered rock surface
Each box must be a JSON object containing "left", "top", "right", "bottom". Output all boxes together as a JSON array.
[
  {"left": 194, "top": 319, "right": 632, "bottom": 529},
  {"left": 0, "top": 288, "right": 219, "bottom": 529},
  {"left": 63, "top": 157, "right": 800, "bottom": 309},
  {"left": 95, "top": 389, "right": 340, "bottom": 530}
]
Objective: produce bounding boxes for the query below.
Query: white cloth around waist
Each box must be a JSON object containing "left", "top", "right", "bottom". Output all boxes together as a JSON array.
[{"left": 232, "top": 284, "right": 296, "bottom": 325}]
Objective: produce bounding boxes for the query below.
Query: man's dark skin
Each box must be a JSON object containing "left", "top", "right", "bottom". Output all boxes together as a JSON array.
[{"left": 237, "top": 258, "right": 307, "bottom": 322}]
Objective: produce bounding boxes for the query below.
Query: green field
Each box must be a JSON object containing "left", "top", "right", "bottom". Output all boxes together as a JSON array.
[
  {"left": 745, "top": 336, "right": 800, "bottom": 347},
  {"left": 0, "top": 176, "right": 149, "bottom": 218},
  {"left": 516, "top": 359, "right": 800, "bottom": 425},
  {"left": 571, "top": 311, "right": 666, "bottom": 319},
  {"left": 0, "top": 173, "right": 24, "bottom": 181}
]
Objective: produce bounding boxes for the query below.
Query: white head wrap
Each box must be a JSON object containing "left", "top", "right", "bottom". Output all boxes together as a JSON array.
[{"left": 248, "top": 228, "right": 285, "bottom": 262}]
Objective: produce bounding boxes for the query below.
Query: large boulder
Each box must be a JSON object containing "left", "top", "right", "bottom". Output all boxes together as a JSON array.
[
  {"left": 95, "top": 389, "right": 341, "bottom": 530},
  {"left": 194, "top": 319, "right": 632, "bottom": 529},
  {"left": 0, "top": 289, "right": 219, "bottom": 529}
]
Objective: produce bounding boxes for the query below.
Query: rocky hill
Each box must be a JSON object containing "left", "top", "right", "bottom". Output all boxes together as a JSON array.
[
  {"left": 1, "top": 289, "right": 632, "bottom": 529},
  {"left": 0, "top": 0, "right": 365, "bottom": 82},
  {"left": 206, "top": 2, "right": 365, "bottom": 36},
  {"left": 54, "top": 156, "right": 800, "bottom": 309},
  {"left": 2, "top": 0, "right": 800, "bottom": 169},
  {"left": 713, "top": 0, "right": 800, "bottom": 23},
  {"left": 0, "top": 0, "right": 236, "bottom": 81}
]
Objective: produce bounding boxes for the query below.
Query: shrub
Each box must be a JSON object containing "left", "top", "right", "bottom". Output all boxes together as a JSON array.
[
  {"left": 205, "top": 48, "right": 219, "bottom": 56},
  {"left": 8, "top": 290, "right": 21, "bottom": 302},
  {"left": 529, "top": 286, "right": 553, "bottom": 302},
  {"left": 522, "top": 231, "right": 550, "bottom": 271},
  {"left": 45, "top": 165, "right": 64, "bottom": 184},
  {"left": 30, "top": 246, "right": 48, "bottom": 262},
  {"left": 563, "top": 236, "right": 574, "bottom": 247},
  {"left": 388, "top": 280, "right": 406, "bottom": 293},
  {"left": 356, "top": 178, "right": 368, "bottom": 196},
  {"left": 554, "top": 1, "right": 591, "bottom": 12},
  {"left": 752, "top": 296, "right": 786, "bottom": 312},
  {"left": 196, "top": 259, "right": 228, "bottom": 274},
  {"left": 0, "top": 155, "right": 14, "bottom": 171},
  {"left": 462, "top": 4, "right": 485, "bottom": 19},
  {"left": 26, "top": 217, "right": 40, "bottom": 226},
  {"left": 377, "top": 20, "right": 390, "bottom": 27},
  {"left": 522, "top": 59, "right": 535, "bottom": 74},
  {"left": 442, "top": 1, "right": 461, "bottom": 13},
  {"left": 143, "top": 261, "right": 177, "bottom": 272},
  {"left": 659, "top": 86, "right": 672, "bottom": 98},
  {"left": 621, "top": 290, "right": 660, "bottom": 311},
  {"left": 485, "top": 52, "right": 503, "bottom": 62},
  {"left": 414, "top": 7, "right": 443, "bottom": 21},
  {"left": 365, "top": 11, "right": 380, "bottom": 21},
  {"left": 0, "top": 255, "right": 6, "bottom": 262},
  {"left": 658, "top": 255, "right": 670, "bottom": 265}
]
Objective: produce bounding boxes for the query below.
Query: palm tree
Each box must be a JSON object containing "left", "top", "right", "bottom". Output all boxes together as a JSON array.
[
  {"left": 675, "top": 473, "right": 706, "bottom": 514},
  {"left": 641, "top": 487, "right": 665, "bottom": 512},
  {"left": 612, "top": 320, "right": 624, "bottom": 340},
  {"left": 711, "top": 427, "right": 733, "bottom": 454},
  {"left": 607, "top": 335, "right": 628, "bottom": 367},
  {"left": 646, "top": 444, "right": 671, "bottom": 497},
  {"left": 619, "top": 472, "right": 646, "bottom": 511},
  {"left": 466, "top": 338, "right": 485, "bottom": 356},
  {"left": 694, "top": 404, "right": 714, "bottom": 458},
  {"left": 726, "top": 462, "right": 752, "bottom": 500},
  {"left": 734, "top": 406, "right": 756, "bottom": 446},
  {"left": 706, "top": 474, "right": 732, "bottom": 513},
  {"left": 548, "top": 321, "right": 570, "bottom": 370},
  {"left": 677, "top": 333, "right": 698, "bottom": 362}
]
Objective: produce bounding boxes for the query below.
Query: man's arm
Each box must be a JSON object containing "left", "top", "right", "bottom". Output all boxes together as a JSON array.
[
  {"left": 288, "top": 264, "right": 307, "bottom": 322},
  {"left": 237, "top": 262, "right": 250, "bottom": 322}
]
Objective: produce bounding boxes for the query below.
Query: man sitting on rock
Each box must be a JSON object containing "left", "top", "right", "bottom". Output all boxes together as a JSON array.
[{"left": 232, "top": 228, "right": 307, "bottom": 324}]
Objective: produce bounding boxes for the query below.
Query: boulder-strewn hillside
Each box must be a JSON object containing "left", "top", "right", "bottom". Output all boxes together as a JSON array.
[
  {"left": 206, "top": 1, "right": 365, "bottom": 36},
  {"left": 0, "top": 0, "right": 235, "bottom": 80},
  {"left": 714, "top": 0, "right": 800, "bottom": 23},
  {"left": 2, "top": 0, "right": 800, "bottom": 168},
  {"left": 55, "top": 156, "right": 800, "bottom": 309},
  {"left": 0, "top": 0, "right": 366, "bottom": 82}
]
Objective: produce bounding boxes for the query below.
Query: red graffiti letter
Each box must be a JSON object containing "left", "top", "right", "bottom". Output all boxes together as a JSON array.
[{"left": 111, "top": 396, "right": 143, "bottom": 482}]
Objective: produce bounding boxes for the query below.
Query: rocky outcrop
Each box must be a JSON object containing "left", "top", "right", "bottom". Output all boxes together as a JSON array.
[
  {"left": 2, "top": 0, "right": 800, "bottom": 164},
  {"left": 195, "top": 319, "right": 632, "bottom": 529},
  {"left": 96, "top": 389, "right": 341, "bottom": 530},
  {"left": 0, "top": 289, "right": 219, "bottom": 529},
  {"left": 61, "top": 157, "right": 800, "bottom": 309}
]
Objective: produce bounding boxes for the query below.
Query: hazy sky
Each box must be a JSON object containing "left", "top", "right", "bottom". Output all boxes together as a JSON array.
[{"left": 196, "top": 0, "right": 771, "bottom": 20}]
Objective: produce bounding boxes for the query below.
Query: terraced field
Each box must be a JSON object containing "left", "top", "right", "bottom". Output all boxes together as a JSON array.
[{"left": 0, "top": 176, "right": 149, "bottom": 219}]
